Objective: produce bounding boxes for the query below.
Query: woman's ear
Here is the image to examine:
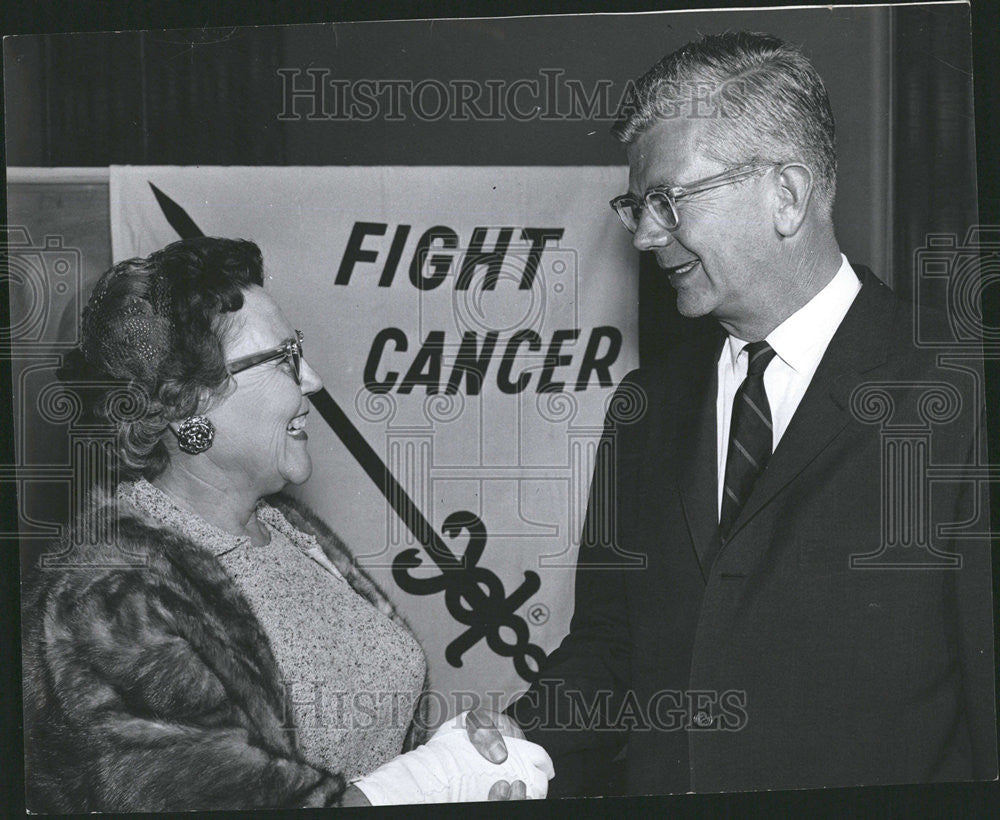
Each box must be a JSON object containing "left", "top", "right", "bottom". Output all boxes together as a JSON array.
[{"left": 773, "top": 163, "right": 814, "bottom": 237}]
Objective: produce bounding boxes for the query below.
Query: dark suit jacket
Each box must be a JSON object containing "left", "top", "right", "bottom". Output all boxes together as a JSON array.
[{"left": 509, "top": 267, "right": 997, "bottom": 795}]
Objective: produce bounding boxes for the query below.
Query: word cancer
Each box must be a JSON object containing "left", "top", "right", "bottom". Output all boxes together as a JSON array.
[{"left": 365, "top": 326, "right": 623, "bottom": 395}]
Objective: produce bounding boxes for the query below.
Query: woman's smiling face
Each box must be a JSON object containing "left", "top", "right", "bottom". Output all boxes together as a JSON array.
[{"left": 205, "top": 286, "right": 323, "bottom": 497}]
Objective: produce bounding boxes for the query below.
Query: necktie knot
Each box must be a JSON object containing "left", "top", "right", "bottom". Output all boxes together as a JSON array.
[{"left": 745, "top": 341, "right": 776, "bottom": 377}]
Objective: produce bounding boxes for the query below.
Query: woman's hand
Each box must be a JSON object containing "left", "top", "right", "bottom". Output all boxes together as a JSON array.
[{"left": 351, "top": 715, "right": 553, "bottom": 804}]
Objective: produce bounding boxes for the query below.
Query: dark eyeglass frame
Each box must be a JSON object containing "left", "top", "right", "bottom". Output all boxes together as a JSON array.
[
  {"left": 609, "top": 163, "right": 775, "bottom": 233},
  {"left": 227, "top": 330, "right": 304, "bottom": 384}
]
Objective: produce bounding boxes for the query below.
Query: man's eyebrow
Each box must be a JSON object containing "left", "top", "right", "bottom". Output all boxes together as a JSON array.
[
  {"left": 628, "top": 178, "right": 674, "bottom": 197},
  {"left": 647, "top": 174, "right": 679, "bottom": 190}
]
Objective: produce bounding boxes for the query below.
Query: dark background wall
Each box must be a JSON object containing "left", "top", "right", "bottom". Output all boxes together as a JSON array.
[{"left": 6, "top": 8, "right": 894, "bottom": 167}]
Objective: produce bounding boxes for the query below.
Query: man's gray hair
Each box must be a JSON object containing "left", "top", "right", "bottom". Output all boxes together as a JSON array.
[{"left": 613, "top": 31, "right": 837, "bottom": 213}]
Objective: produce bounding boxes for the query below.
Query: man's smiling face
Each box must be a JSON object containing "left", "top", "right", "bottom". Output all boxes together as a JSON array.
[{"left": 626, "top": 116, "right": 778, "bottom": 336}]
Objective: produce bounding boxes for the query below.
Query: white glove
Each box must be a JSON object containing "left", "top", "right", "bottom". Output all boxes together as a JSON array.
[{"left": 353, "top": 711, "right": 554, "bottom": 804}]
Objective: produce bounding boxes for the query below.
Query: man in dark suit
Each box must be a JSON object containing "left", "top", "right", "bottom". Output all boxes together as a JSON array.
[{"left": 505, "top": 31, "right": 997, "bottom": 795}]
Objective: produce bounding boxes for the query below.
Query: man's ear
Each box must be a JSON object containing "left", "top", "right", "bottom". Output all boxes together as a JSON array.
[{"left": 772, "top": 163, "right": 814, "bottom": 237}]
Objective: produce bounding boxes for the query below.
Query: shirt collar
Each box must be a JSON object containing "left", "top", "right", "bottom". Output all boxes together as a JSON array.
[{"left": 726, "top": 254, "right": 861, "bottom": 373}]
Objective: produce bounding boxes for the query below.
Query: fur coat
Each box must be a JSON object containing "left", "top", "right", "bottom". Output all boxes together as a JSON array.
[{"left": 21, "top": 489, "right": 427, "bottom": 812}]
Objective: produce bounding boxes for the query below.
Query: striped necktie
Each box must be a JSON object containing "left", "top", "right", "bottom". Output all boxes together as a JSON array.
[{"left": 719, "top": 341, "right": 778, "bottom": 540}]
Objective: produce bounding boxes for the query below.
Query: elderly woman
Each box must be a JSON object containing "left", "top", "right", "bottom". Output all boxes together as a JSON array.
[{"left": 21, "top": 237, "right": 551, "bottom": 811}]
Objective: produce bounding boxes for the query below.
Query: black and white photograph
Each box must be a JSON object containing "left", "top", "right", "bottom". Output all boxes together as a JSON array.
[{"left": 3, "top": 0, "right": 998, "bottom": 813}]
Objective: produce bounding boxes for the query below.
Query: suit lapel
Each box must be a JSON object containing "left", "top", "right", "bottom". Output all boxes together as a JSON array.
[
  {"left": 724, "top": 268, "right": 895, "bottom": 540},
  {"left": 673, "top": 329, "right": 726, "bottom": 581}
]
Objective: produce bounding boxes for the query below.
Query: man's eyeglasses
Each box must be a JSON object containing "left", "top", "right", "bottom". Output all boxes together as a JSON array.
[
  {"left": 227, "top": 330, "right": 305, "bottom": 385},
  {"left": 609, "top": 164, "right": 774, "bottom": 233}
]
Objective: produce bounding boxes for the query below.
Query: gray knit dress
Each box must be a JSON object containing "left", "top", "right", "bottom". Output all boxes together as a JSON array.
[{"left": 121, "top": 479, "right": 427, "bottom": 781}]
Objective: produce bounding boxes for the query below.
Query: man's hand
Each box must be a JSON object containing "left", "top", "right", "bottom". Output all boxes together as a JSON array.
[
  {"left": 488, "top": 780, "right": 527, "bottom": 800},
  {"left": 466, "top": 708, "right": 532, "bottom": 799},
  {"left": 339, "top": 785, "right": 372, "bottom": 806},
  {"left": 464, "top": 707, "right": 527, "bottom": 764},
  {"left": 345, "top": 775, "right": 528, "bottom": 804},
  {"left": 353, "top": 710, "right": 550, "bottom": 803}
]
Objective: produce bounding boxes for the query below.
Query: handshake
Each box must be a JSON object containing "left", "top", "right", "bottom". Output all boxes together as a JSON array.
[{"left": 344, "top": 709, "right": 554, "bottom": 805}]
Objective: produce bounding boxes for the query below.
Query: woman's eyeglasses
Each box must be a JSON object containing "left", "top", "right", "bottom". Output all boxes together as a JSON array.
[{"left": 227, "top": 330, "right": 304, "bottom": 384}]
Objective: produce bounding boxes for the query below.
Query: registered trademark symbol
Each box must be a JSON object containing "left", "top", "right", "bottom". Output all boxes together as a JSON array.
[{"left": 527, "top": 603, "right": 550, "bottom": 625}]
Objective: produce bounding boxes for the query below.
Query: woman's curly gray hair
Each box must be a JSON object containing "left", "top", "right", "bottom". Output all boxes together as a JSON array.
[{"left": 58, "top": 237, "right": 264, "bottom": 481}]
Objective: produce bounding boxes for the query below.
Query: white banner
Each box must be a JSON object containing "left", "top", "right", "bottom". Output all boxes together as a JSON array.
[{"left": 110, "top": 165, "right": 639, "bottom": 712}]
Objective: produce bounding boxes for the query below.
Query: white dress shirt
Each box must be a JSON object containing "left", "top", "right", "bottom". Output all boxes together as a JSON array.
[{"left": 716, "top": 254, "right": 862, "bottom": 517}]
